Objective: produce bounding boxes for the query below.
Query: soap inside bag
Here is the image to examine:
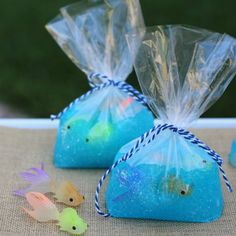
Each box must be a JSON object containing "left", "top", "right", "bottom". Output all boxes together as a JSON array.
[
  {"left": 54, "top": 86, "right": 153, "bottom": 168},
  {"left": 106, "top": 128, "right": 223, "bottom": 222}
]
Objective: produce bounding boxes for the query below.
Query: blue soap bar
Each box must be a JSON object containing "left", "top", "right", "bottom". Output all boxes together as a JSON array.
[
  {"left": 229, "top": 140, "right": 236, "bottom": 167},
  {"left": 54, "top": 86, "right": 154, "bottom": 168},
  {"left": 106, "top": 129, "right": 224, "bottom": 222}
]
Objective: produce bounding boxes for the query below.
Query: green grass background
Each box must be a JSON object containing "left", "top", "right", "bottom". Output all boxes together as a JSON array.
[{"left": 0, "top": 0, "right": 236, "bottom": 117}]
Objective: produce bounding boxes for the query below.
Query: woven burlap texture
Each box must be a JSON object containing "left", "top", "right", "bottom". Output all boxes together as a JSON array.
[{"left": 0, "top": 126, "right": 236, "bottom": 236}]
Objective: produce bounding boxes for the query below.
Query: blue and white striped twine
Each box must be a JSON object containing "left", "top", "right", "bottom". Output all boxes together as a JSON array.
[
  {"left": 95, "top": 123, "right": 233, "bottom": 217},
  {"left": 50, "top": 73, "right": 147, "bottom": 120}
]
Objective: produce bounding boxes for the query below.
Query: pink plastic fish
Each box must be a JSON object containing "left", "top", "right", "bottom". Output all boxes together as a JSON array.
[
  {"left": 120, "top": 97, "right": 133, "bottom": 110},
  {"left": 14, "top": 163, "right": 85, "bottom": 207},
  {"left": 23, "top": 192, "right": 88, "bottom": 235},
  {"left": 119, "top": 97, "right": 133, "bottom": 112},
  {"left": 23, "top": 192, "right": 59, "bottom": 222}
]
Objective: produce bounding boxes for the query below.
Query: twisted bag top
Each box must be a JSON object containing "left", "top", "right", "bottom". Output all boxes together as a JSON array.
[
  {"left": 50, "top": 73, "right": 148, "bottom": 120},
  {"left": 128, "top": 25, "right": 236, "bottom": 127},
  {"left": 46, "top": 0, "right": 143, "bottom": 83},
  {"left": 95, "top": 25, "right": 236, "bottom": 217}
]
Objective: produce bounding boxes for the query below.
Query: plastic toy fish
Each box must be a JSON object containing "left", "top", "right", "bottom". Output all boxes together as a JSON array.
[
  {"left": 88, "top": 122, "right": 112, "bottom": 141},
  {"left": 63, "top": 118, "right": 112, "bottom": 144},
  {"left": 229, "top": 140, "right": 236, "bottom": 167},
  {"left": 119, "top": 97, "right": 134, "bottom": 111},
  {"left": 100, "top": 96, "right": 134, "bottom": 111},
  {"left": 13, "top": 163, "right": 85, "bottom": 207},
  {"left": 23, "top": 192, "right": 88, "bottom": 235},
  {"left": 111, "top": 165, "right": 144, "bottom": 202},
  {"left": 161, "top": 175, "right": 193, "bottom": 196},
  {"left": 58, "top": 208, "right": 88, "bottom": 235}
]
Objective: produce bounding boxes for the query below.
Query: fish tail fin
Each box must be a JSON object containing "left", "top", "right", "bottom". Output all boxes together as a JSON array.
[
  {"left": 25, "top": 192, "right": 59, "bottom": 222},
  {"left": 13, "top": 186, "right": 31, "bottom": 197},
  {"left": 19, "top": 164, "right": 50, "bottom": 184},
  {"left": 22, "top": 207, "right": 36, "bottom": 220},
  {"left": 13, "top": 189, "right": 25, "bottom": 197},
  {"left": 112, "top": 190, "right": 131, "bottom": 202}
]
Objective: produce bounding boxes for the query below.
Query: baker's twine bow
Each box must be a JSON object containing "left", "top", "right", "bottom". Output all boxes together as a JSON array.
[
  {"left": 94, "top": 123, "right": 232, "bottom": 217},
  {"left": 50, "top": 73, "right": 147, "bottom": 120}
]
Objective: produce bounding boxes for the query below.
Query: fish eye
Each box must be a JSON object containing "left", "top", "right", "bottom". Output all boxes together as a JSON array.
[
  {"left": 72, "top": 226, "right": 76, "bottom": 230},
  {"left": 69, "top": 198, "right": 73, "bottom": 202},
  {"left": 83, "top": 196, "right": 85, "bottom": 200},
  {"left": 85, "top": 138, "right": 89, "bottom": 142},
  {"left": 67, "top": 125, "right": 71, "bottom": 129},
  {"left": 180, "top": 190, "right": 186, "bottom": 195},
  {"left": 202, "top": 160, "right": 207, "bottom": 163}
]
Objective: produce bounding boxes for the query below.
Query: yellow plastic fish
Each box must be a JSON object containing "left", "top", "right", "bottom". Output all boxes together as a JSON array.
[
  {"left": 52, "top": 181, "right": 85, "bottom": 207},
  {"left": 161, "top": 175, "right": 193, "bottom": 196},
  {"left": 23, "top": 192, "right": 88, "bottom": 235},
  {"left": 14, "top": 163, "right": 85, "bottom": 207}
]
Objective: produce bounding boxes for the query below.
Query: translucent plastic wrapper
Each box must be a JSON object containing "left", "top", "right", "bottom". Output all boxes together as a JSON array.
[
  {"left": 46, "top": 0, "right": 154, "bottom": 168},
  {"left": 105, "top": 25, "right": 236, "bottom": 222}
]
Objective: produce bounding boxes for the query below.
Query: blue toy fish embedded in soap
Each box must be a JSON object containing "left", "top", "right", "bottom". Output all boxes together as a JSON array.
[
  {"left": 111, "top": 164, "right": 145, "bottom": 203},
  {"left": 229, "top": 140, "right": 236, "bottom": 167}
]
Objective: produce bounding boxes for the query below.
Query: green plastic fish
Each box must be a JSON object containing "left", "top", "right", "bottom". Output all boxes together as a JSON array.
[
  {"left": 88, "top": 122, "right": 112, "bottom": 141},
  {"left": 58, "top": 208, "right": 88, "bottom": 235}
]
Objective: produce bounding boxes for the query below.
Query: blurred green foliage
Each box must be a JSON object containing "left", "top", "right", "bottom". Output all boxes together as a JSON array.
[{"left": 0, "top": 0, "right": 236, "bottom": 117}]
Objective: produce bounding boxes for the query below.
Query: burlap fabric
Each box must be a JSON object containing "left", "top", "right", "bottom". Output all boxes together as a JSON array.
[{"left": 0, "top": 126, "right": 236, "bottom": 236}]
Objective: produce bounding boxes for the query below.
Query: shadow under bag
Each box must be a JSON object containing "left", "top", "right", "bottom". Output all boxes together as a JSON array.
[
  {"left": 95, "top": 25, "right": 236, "bottom": 222},
  {"left": 46, "top": 0, "right": 154, "bottom": 168}
]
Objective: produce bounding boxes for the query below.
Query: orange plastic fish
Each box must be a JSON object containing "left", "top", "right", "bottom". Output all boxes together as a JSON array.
[
  {"left": 14, "top": 163, "right": 85, "bottom": 207},
  {"left": 120, "top": 97, "right": 133, "bottom": 111},
  {"left": 52, "top": 181, "right": 85, "bottom": 207}
]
